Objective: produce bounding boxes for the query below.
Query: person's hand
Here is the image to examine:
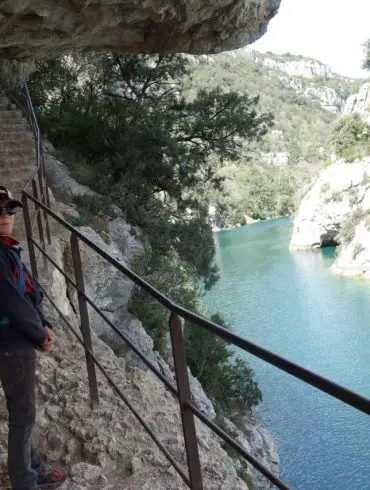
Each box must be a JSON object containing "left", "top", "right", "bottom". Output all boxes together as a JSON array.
[{"left": 39, "top": 327, "right": 55, "bottom": 353}]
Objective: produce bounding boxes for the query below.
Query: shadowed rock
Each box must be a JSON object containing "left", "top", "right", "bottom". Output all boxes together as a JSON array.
[{"left": 0, "top": 0, "right": 281, "bottom": 59}]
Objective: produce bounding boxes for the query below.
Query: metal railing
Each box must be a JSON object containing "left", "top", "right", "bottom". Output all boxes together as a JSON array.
[
  {"left": 16, "top": 85, "right": 370, "bottom": 490},
  {"left": 2, "top": 83, "right": 52, "bottom": 248}
]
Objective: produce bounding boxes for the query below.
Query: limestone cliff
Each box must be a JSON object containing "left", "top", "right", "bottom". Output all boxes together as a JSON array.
[
  {"left": 290, "top": 159, "right": 370, "bottom": 250},
  {"left": 0, "top": 0, "right": 280, "bottom": 60},
  {"left": 290, "top": 82, "right": 370, "bottom": 278},
  {"left": 331, "top": 219, "right": 370, "bottom": 278},
  {"left": 343, "top": 82, "right": 370, "bottom": 125},
  {"left": 235, "top": 49, "right": 360, "bottom": 113},
  {"left": 244, "top": 50, "right": 335, "bottom": 78}
]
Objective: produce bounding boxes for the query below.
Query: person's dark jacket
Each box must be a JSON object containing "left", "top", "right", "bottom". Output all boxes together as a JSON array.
[{"left": 0, "top": 238, "right": 49, "bottom": 349}]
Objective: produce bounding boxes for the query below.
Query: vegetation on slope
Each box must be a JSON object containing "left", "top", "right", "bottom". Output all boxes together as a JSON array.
[
  {"left": 27, "top": 48, "right": 363, "bottom": 419},
  {"left": 128, "top": 252, "right": 262, "bottom": 417},
  {"left": 29, "top": 52, "right": 266, "bottom": 419},
  {"left": 331, "top": 114, "right": 370, "bottom": 161},
  {"left": 29, "top": 53, "right": 272, "bottom": 287},
  {"left": 186, "top": 53, "right": 343, "bottom": 222},
  {"left": 330, "top": 40, "right": 370, "bottom": 162}
]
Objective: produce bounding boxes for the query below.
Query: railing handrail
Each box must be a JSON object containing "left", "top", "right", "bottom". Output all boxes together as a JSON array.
[
  {"left": 2, "top": 83, "right": 52, "bottom": 245},
  {"left": 1, "top": 84, "right": 41, "bottom": 190},
  {"left": 23, "top": 189, "right": 370, "bottom": 416},
  {"left": 23, "top": 83, "right": 42, "bottom": 190},
  {"left": 23, "top": 193, "right": 290, "bottom": 489},
  {"left": 14, "top": 83, "right": 370, "bottom": 490}
]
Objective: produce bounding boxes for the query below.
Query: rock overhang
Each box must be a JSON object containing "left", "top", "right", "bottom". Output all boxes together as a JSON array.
[{"left": 0, "top": 0, "right": 281, "bottom": 59}]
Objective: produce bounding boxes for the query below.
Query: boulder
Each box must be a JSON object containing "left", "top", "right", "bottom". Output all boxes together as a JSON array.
[
  {"left": 331, "top": 220, "right": 370, "bottom": 279},
  {"left": 187, "top": 370, "right": 216, "bottom": 420},
  {"left": 44, "top": 153, "right": 97, "bottom": 200},
  {"left": 221, "top": 416, "right": 280, "bottom": 490},
  {"left": 290, "top": 159, "right": 370, "bottom": 250},
  {"left": 63, "top": 226, "right": 158, "bottom": 370},
  {"left": 343, "top": 83, "right": 370, "bottom": 125},
  {"left": 108, "top": 217, "right": 149, "bottom": 266}
]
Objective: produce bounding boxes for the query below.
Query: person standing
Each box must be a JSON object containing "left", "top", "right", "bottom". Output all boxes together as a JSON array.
[{"left": 0, "top": 186, "right": 66, "bottom": 490}]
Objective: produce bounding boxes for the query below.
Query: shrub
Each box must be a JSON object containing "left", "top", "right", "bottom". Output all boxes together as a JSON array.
[
  {"left": 73, "top": 194, "right": 113, "bottom": 218},
  {"left": 185, "top": 317, "right": 262, "bottom": 417},
  {"left": 331, "top": 114, "right": 370, "bottom": 161},
  {"left": 128, "top": 252, "right": 262, "bottom": 418},
  {"left": 321, "top": 182, "right": 330, "bottom": 194},
  {"left": 332, "top": 191, "right": 343, "bottom": 202},
  {"left": 71, "top": 216, "right": 87, "bottom": 227},
  {"left": 353, "top": 242, "right": 365, "bottom": 260},
  {"left": 127, "top": 251, "right": 198, "bottom": 353},
  {"left": 336, "top": 209, "right": 364, "bottom": 245}
]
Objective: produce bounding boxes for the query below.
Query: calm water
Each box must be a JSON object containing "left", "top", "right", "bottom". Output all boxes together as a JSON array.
[{"left": 203, "top": 218, "right": 370, "bottom": 490}]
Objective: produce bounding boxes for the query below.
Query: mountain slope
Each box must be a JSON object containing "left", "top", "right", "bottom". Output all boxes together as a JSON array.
[
  {"left": 235, "top": 49, "right": 363, "bottom": 112},
  {"left": 187, "top": 50, "right": 362, "bottom": 225}
]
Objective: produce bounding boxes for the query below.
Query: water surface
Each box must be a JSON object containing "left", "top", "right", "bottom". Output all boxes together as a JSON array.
[{"left": 203, "top": 218, "right": 370, "bottom": 490}]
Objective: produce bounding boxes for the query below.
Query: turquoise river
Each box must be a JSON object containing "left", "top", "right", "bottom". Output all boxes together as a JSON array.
[{"left": 203, "top": 217, "right": 370, "bottom": 490}]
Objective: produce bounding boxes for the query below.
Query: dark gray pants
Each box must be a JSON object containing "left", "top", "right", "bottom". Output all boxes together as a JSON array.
[{"left": 0, "top": 347, "right": 45, "bottom": 490}]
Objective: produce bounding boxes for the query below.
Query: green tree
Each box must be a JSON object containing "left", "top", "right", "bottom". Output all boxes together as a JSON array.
[
  {"left": 331, "top": 114, "right": 370, "bottom": 161},
  {"left": 363, "top": 39, "right": 370, "bottom": 70},
  {"left": 29, "top": 53, "right": 272, "bottom": 286},
  {"left": 185, "top": 313, "right": 262, "bottom": 416},
  {"left": 128, "top": 256, "right": 262, "bottom": 417}
]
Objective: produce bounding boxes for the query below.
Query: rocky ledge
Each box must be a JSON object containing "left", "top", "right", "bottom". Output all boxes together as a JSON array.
[
  {"left": 0, "top": 227, "right": 279, "bottom": 489},
  {"left": 0, "top": 1, "right": 281, "bottom": 59}
]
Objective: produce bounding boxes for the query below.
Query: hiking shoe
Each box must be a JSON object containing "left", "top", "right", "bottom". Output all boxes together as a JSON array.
[{"left": 38, "top": 467, "right": 66, "bottom": 489}]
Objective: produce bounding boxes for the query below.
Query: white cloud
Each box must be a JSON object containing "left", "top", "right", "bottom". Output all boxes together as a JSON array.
[{"left": 253, "top": 0, "right": 370, "bottom": 78}]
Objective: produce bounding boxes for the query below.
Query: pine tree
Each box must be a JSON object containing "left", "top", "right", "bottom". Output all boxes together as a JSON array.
[{"left": 29, "top": 53, "right": 272, "bottom": 286}]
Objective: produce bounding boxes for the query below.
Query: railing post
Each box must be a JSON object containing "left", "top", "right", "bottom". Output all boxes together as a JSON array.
[
  {"left": 32, "top": 179, "right": 45, "bottom": 247},
  {"left": 39, "top": 151, "right": 51, "bottom": 245},
  {"left": 22, "top": 192, "right": 38, "bottom": 281},
  {"left": 70, "top": 232, "right": 100, "bottom": 408},
  {"left": 169, "top": 312, "right": 203, "bottom": 490}
]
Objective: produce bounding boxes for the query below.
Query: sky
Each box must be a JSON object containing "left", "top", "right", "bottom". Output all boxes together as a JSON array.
[{"left": 252, "top": 0, "right": 370, "bottom": 78}]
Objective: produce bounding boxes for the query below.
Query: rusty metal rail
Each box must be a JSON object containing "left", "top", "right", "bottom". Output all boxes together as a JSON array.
[
  {"left": 22, "top": 188, "right": 370, "bottom": 490},
  {"left": 16, "top": 84, "right": 370, "bottom": 490}
]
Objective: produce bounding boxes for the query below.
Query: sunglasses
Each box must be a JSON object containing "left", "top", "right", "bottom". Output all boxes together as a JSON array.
[{"left": 0, "top": 206, "right": 17, "bottom": 216}]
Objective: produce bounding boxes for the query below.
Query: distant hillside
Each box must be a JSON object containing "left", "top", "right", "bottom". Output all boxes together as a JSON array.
[
  {"left": 241, "top": 49, "right": 364, "bottom": 112},
  {"left": 186, "top": 50, "right": 365, "bottom": 225},
  {"left": 244, "top": 50, "right": 335, "bottom": 77}
]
